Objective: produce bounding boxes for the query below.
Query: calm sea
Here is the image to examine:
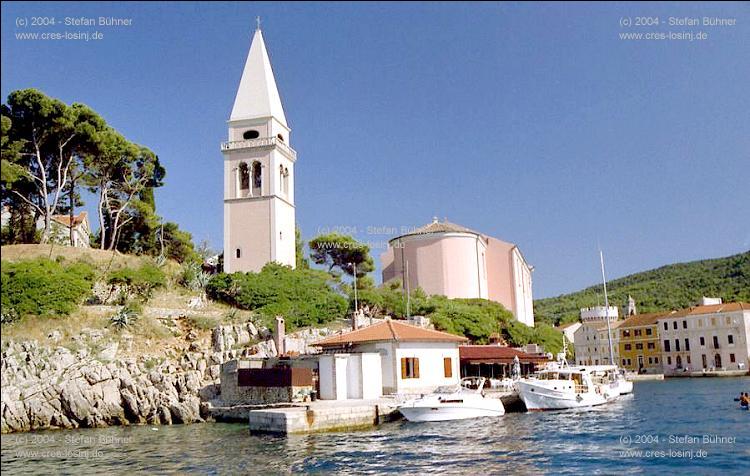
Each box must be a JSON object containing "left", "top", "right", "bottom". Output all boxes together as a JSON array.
[{"left": 2, "top": 377, "right": 749, "bottom": 475}]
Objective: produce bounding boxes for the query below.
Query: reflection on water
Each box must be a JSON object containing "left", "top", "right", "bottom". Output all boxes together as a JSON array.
[{"left": 2, "top": 378, "right": 749, "bottom": 475}]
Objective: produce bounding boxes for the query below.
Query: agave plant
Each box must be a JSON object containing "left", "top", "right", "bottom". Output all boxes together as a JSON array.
[{"left": 110, "top": 306, "right": 139, "bottom": 330}]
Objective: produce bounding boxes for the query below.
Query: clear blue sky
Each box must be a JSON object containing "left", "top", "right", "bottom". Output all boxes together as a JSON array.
[{"left": 2, "top": 2, "right": 748, "bottom": 298}]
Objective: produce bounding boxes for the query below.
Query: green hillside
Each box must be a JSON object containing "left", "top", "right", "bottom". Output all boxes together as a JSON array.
[{"left": 534, "top": 251, "right": 750, "bottom": 326}]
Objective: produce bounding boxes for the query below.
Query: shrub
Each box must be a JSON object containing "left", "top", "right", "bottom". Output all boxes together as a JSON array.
[
  {"left": 107, "top": 263, "right": 166, "bottom": 300},
  {"left": 207, "top": 263, "right": 348, "bottom": 330},
  {"left": 1, "top": 259, "right": 96, "bottom": 318}
]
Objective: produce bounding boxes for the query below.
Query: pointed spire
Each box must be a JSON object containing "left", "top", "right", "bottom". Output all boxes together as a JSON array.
[{"left": 230, "top": 27, "right": 287, "bottom": 126}]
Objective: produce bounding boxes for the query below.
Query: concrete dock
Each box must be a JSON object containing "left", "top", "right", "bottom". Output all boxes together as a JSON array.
[{"left": 247, "top": 398, "right": 401, "bottom": 434}]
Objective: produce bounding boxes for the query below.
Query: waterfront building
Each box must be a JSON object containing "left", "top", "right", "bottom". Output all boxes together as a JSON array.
[
  {"left": 656, "top": 301, "right": 750, "bottom": 375},
  {"left": 573, "top": 320, "right": 623, "bottom": 366},
  {"left": 617, "top": 311, "right": 667, "bottom": 373},
  {"left": 556, "top": 321, "right": 582, "bottom": 344},
  {"left": 579, "top": 305, "right": 619, "bottom": 323},
  {"left": 459, "top": 345, "right": 550, "bottom": 379},
  {"left": 381, "top": 218, "right": 535, "bottom": 326},
  {"left": 221, "top": 26, "right": 296, "bottom": 272},
  {"left": 314, "top": 319, "right": 466, "bottom": 394}
]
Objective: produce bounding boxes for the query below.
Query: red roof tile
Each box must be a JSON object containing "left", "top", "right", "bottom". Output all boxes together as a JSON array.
[{"left": 313, "top": 320, "right": 467, "bottom": 347}]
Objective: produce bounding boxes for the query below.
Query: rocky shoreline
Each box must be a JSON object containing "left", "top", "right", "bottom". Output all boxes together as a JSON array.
[{"left": 1, "top": 322, "right": 337, "bottom": 434}]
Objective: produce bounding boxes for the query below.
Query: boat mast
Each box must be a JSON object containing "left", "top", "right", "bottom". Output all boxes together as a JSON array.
[{"left": 600, "top": 250, "right": 616, "bottom": 366}]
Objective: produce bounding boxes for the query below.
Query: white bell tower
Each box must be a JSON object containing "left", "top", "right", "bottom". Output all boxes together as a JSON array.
[{"left": 221, "top": 25, "right": 296, "bottom": 273}]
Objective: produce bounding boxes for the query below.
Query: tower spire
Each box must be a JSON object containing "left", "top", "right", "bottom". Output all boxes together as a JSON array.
[{"left": 256, "top": 16, "right": 261, "bottom": 31}]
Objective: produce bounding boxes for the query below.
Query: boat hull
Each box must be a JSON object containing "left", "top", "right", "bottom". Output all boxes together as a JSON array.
[
  {"left": 399, "top": 402, "right": 505, "bottom": 422},
  {"left": 517, "top": 381, "right": 609, "bottom": 411}
]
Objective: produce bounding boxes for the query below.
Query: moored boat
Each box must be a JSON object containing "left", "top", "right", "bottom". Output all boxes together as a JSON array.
[
  {"left": 517, "top": 367, "right": 612, "bottom": 411},
  {"left": 398, "top": 377, "right": 505, "bottom": 422}
]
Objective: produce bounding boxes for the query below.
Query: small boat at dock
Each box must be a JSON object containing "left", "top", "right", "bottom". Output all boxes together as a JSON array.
[{"left": 398, "top": 377, "right": 505, "bottom": 422}]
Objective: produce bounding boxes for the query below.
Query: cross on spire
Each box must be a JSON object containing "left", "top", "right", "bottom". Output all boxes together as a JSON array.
[{"left": 256, "top": 16, "right": 261, "bottom": 31}]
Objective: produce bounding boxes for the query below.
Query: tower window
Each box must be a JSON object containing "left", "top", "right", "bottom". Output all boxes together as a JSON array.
[
  {"left": 252, "top": 161, "right": 262, "bottom": 196},
  {"left": 236, "top": 248, "right": 241, "bottom": 259},
  {"left": 243, "top": 130, "right": 260, "bottom": 140},
  {"left": 277, "top": 133, "right": 284, "bottom": 142},
  {"left": 239, "top": 162, "right": 249, "bottom": 192}
]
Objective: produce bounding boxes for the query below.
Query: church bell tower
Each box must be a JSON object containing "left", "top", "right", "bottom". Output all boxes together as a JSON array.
[{"left": 221, "top": 25, "right": 296, "bottom": 273}]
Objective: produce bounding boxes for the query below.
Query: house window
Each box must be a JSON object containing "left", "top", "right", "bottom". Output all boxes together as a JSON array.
[
  {"left": 623, "top": 330, "right": 630, "bottom": 338},
  {"left": 654, "top": 357, "right": 659, "bottom": 364},
  {"left": 684, "top": 338, "right": 690, "bottom": 351},
  {"left": 730, "top": 354, "right": 736, "bottom": 363},
  {"left": 622, "top": 359, "right": 627, "bottom": 366},
  {"left": 676, "top": 355, "right": 682, "bottom": 368},
  {"left": 700, "top": 336, "right": 705, "bottom": 347},
  {"left": 725, "top": 316, "right": 731, "bottom": 325},
  {"left": 663, "top": 322, "right": 668, "bottom": 331},
  {"left": 443, "top": 358, "right": 453, "bottom": 378},
  {"left": 728, "top": 335, "right": 734, "bottom": 345},
  {"left": 713, "top": 336, "right": 720, "bottom": 349},
  {"left": 401, "top": 357, "right": 419, "bottom": 379},
  {"left": 673, "top": 321, "right": 677, "bottom": 330},
  {"left": 664, "top": 340, "right": 671, "bottom": 352},
  {"left": 714, "top": 354, "right": 722, "bottom": 368},
  {"left": 698, "top": 319, "right": 703, "bottom": 328},
  {"left": 646, "top": 328, "right": 652, "bottom": 336},
  {"left": 634, "top": 329, "right": 641, "bottom": 337},
  {"left": 702, "top": 354, "right": 707, "bottom": 368},
  {"left": 687, "top": 355, "right": 691, "bottom": 365},
  {"left": 667, "top": 356, "right": 672, "bottom": 365},
  {"left": 675, "top": 339, "right": 680, "bottom": 352},
  {"left": 647, "top": 342, "right": 655, "bottom": 350},
  {"left": 235, "top": 248, "right": 241, "bottom": 259},
  {"left": 624, "top": 344, "right": 632, "bottom": 351},
  {"left": 635, "top": 343, "right": 643, "bottom": 350},
  {"left": 682, "top": 320, "right": 687, "bottom": 329}
]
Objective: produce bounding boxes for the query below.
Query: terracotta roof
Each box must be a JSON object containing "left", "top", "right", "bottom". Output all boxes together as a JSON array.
[
  {"left": 619, "top": 311, "right": 673, "bottom": 328},
  {"left": 51, "top": 211, "right": 88, "bottom": 227},
  {"left": 459, "top": 345, "right": 550, "bottom": 362},
  {"left": 313, "top": 320, "right": 467, "bottom": 347},
  {"left": 664, "top": 302, "right": 750, "bottom": 318}
]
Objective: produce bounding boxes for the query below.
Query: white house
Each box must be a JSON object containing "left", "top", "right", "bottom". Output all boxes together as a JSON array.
[
  {"left": 314, "top": 319, "right": 467, "bottom": 395},
  {"left": 556, "top": 321, "right": 582, "bottom": 344},
  {"left": 35, "top": 212, "right": 91, "bottom": 248}
]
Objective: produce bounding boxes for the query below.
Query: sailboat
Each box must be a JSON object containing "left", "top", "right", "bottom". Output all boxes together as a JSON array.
[{"left": 597, "top": 251, "right": 634, "bottom": 396}]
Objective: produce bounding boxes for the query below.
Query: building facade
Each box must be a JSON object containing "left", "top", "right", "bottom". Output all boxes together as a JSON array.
[
  {"left": 617, "top": 312, "right": 665, "bottom": 373},
  {"left": 657, "top": 302, "right": 750, "bottom": 375},
  {"left": 381, "top": 219, "right": 534, "bottom": 327},
  {"left": 573, "top": 320, "right": 622, "bottom": 366},
  {"left": 314, "top": 320, "right": 466, "bottom": 395},
  {"left": 222, "top": 27, "right": 296, "bottom": 273}
]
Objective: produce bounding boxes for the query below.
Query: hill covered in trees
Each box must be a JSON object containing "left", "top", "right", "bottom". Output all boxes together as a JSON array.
[{"left": 534, "top": 251, "right": 750, "bottom": 326}]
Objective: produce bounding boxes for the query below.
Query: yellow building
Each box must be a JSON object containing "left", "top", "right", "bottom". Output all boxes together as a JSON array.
[{"left": 618, "top": 312, "right": 668, "bottom": 373}]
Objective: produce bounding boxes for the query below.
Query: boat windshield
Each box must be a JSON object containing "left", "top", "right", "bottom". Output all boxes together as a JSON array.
[{"left": 433, "top": 384, "right": 461, "bottom": 394}]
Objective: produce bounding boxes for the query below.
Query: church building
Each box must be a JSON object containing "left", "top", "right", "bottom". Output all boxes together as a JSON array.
[{"left": 221, "top": 25, "right": 296, "bottom": 273}]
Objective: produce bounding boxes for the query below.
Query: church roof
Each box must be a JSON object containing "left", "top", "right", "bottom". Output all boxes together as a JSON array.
[
  {"left": 230, "top": 28, "right": 287, "bottom": 126},
  {"left": 390, "top": 218, "right": 482, "bottom": 242},
  {"left": 313, "top": 320, "right": 467, "bottom": 347}
]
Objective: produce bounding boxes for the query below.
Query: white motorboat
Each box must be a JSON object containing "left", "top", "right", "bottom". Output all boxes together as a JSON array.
[
  {"left": 517, "top": 367, "right": 613, "bottom": 411},
  {"left": 588, "top": 365, "right": 634, "bottom": 396},
  {"left": 398, "top": 377, "right": 505, "bottom": 422}
]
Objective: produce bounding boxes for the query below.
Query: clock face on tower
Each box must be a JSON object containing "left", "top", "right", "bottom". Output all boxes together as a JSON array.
[{"left": 221, "top": 27, "right": 296, "bottom": 273}]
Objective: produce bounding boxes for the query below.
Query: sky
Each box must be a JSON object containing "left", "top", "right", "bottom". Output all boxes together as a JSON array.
[{"left": 2, "top": 2, "right": 749, "bottom": 299}]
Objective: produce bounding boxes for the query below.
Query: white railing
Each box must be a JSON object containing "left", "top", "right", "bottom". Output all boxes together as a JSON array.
[{"left": 220, "top": 137, "right": 297, "bottom": 160}]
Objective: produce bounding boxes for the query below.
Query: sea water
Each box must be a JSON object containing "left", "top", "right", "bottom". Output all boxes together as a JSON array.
[{"left": 2, "top": 377, "right": 748, "bottom": 475}]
